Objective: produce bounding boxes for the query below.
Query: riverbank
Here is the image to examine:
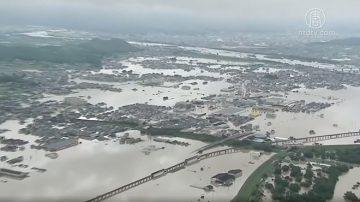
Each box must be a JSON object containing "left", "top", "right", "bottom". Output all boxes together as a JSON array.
[{"left": 231, "top": 152, "right": 284, "bottom": 202}]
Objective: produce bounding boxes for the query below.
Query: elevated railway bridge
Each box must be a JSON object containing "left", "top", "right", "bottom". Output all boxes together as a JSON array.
[
  {"left": 86, "top": 147, "right": 245, "bottom": 202},
  {"left": 273, "top": 131, "right": 360, "bottom": 145}
]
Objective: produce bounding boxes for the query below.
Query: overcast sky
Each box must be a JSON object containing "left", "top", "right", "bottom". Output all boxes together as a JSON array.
[{"left": 0, "top": 0, "right": 359, "bottom": 33}]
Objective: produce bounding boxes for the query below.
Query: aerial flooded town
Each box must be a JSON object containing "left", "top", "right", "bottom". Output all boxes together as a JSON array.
[{"left": 1, "top": 1, "right": 360, "bottom": 202}]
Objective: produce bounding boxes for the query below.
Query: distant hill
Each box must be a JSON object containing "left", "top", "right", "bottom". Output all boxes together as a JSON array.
[
  {"left": 310, "top": 37, "right": 360, "bottom": 46},
  {"left": 0, "top": 38, "right": 138, "bottom": 65}
]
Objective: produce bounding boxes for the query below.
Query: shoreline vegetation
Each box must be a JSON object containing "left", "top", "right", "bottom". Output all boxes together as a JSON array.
[{"left": 232, "top": 145, "right": 360, "bottom": 202}]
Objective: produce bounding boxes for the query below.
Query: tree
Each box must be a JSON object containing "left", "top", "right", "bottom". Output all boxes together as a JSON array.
[
  {"left": 275, "top": 167, "right": 282, "bottom": 175},
  {"left": 300, "top": 180, "right": 312, "bottom": 188},
  {"left": 303, "top": 151, "right": 314, "bottom": 159},
  {"left": 290, "top": 165, "right": 302, "bottom": 178},
  {"left": 282, "top": 165, "right": 290, "bottom": 172},
  {"left": 311, "top": 177, "right": 336, "bottom": 200},
  {"left": 295, "top": 175, "right": 303, "bottom": 183},
  {"left": 273, "top": 184, "right": 286, "bottom": 200},
  {"left": 337, "top": 147, "right": 360, "bottom": 164},
  {"left": 275, "top": 175, "right": 289, "bottom": 187},
  {"left": 274, "top": 161, "right": 282, "bottom": 175},
  {"left": 344, "top": 191, "right": 359, "bottom": 202},
  {"left": 280, "top": 193, "right": 306, "bottom": 202},
  {"left": 317, "top": 171, "right": 322, "bottom": 177},
  {"left": 304, "top": 167, "right": 314, "bottom": 180},
  {"left": 329, "top": 152, "right": 336, "bottom": 160},
  {"left": 265, "top": 182, "right": 274, "bottom": 191},
  {"left": 289, "top": 183, "right": 301, "bottom": 193},
  {"left": 289, "top": 153, "right": 300, "bottom": 161}
]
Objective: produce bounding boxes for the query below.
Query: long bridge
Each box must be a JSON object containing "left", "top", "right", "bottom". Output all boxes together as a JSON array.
[
  {"left": 273, "top": 131, "right": 360, "bottom": 145},
  {"left": 193, "top": 132, "right": 253, "bottom": 153},
  {"left": 85, "top": 147, "right": 245, "bottom": 202}
]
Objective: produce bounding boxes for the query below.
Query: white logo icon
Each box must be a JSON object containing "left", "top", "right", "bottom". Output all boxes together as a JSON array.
[{"left": 305, "top": 8, "right": 326, "bottom": 29}]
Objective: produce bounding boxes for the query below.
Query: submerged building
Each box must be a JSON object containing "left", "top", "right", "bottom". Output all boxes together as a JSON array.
[
  {"left": 211, "top": 173, "right": 235, "bottom": 186},
  {"left": 0, "top": 168, "right": 28, "bottom": 180},
  {"left": 228, "top": 169, "right": 243, "bottom": 178},
  {"left": 44, "top": 138, "right": 79, "bottom": 152}
]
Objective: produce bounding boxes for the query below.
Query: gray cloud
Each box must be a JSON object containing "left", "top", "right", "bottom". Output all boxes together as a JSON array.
[{"left": 0, "top": 0, "right": 359, "bottom": 33}]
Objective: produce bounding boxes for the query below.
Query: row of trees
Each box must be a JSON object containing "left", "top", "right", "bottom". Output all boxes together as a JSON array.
[
  {"left": 288, "top": 146, "right": 360, "bottom": 164},
  {"left": 337, "top": 147, "right": 360, "bottom": 164},
  {"left": 225, "top": 139, "right": 275, "bottom": 152},
  {"left": 288, "top": 149, "right": 336, "bottom": 162}
]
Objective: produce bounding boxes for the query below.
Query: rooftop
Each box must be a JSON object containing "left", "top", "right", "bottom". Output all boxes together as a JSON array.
[
  {"left": 211, "top": 173, "right": 235, "bottom": 182},
  {"left": 228, "top": 169, "right": 242, "bottom": 175}
]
